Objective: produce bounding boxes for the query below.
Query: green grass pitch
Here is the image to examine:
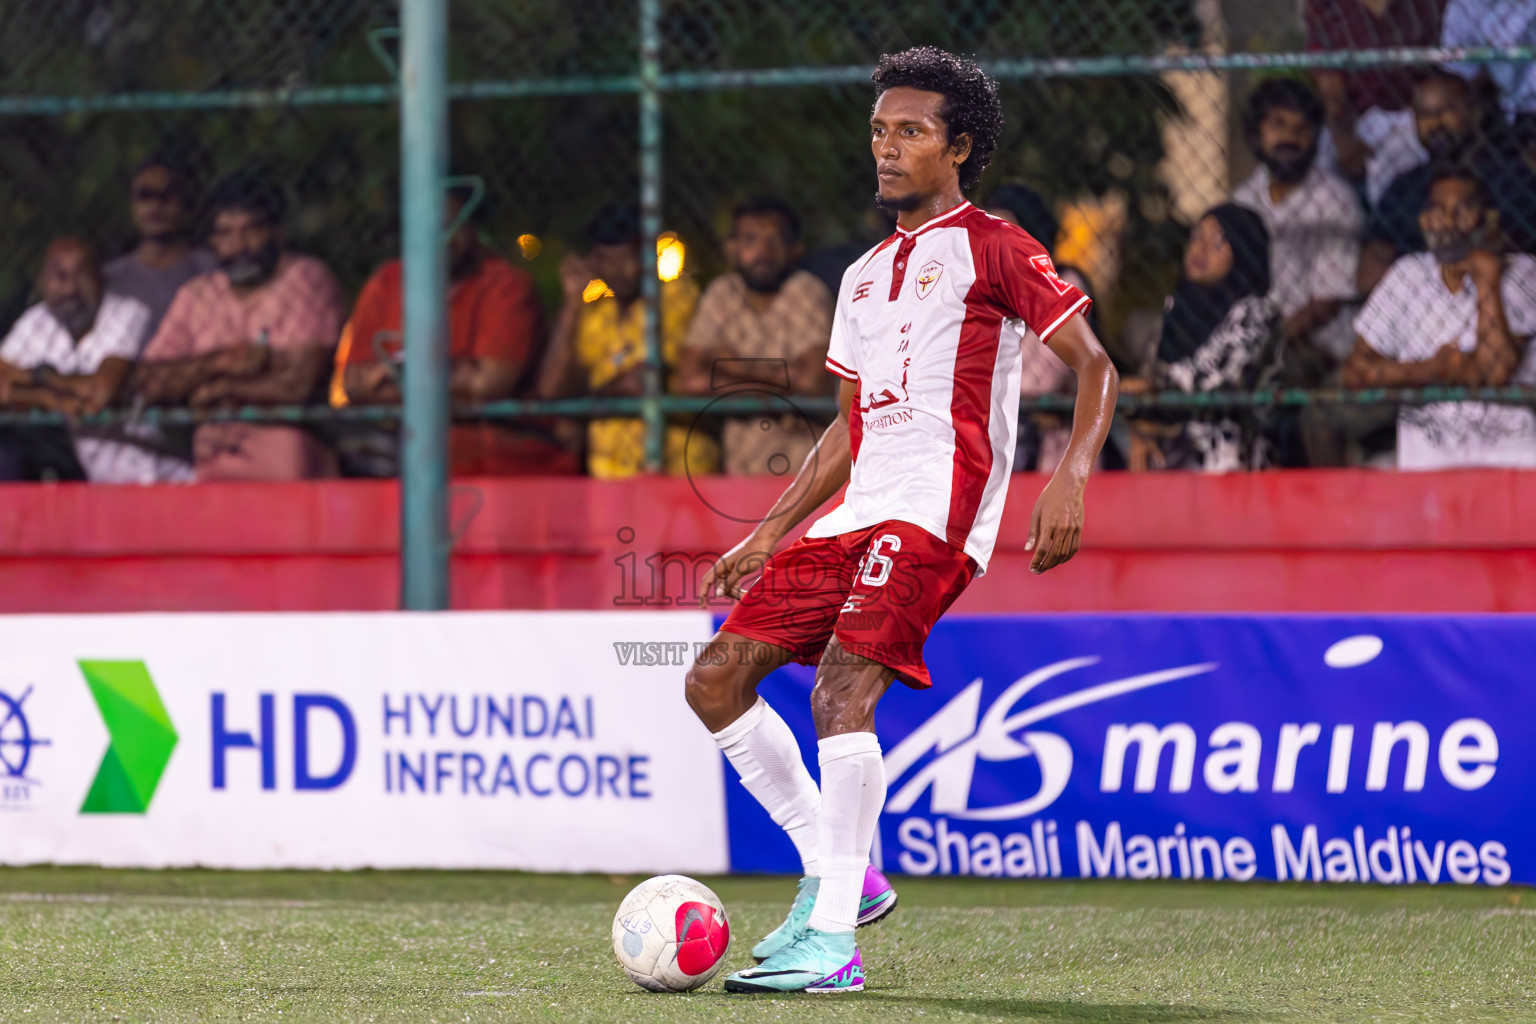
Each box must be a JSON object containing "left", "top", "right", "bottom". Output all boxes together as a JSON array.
[{"left": 0, "top": 869, "right": 1531, "bottom": 1022}]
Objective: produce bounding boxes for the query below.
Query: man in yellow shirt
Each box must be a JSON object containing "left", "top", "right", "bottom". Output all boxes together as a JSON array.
[{"left": 540, "top": 205, "right": 718, "bottom": 478}]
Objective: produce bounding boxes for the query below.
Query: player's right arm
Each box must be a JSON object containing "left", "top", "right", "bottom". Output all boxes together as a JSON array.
[{"left": 700, "top": 376, "right": 855, "bottom": 601}]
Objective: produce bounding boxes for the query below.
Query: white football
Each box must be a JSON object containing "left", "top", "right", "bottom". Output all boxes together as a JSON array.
[{"left": 611, "top": 874, "right": 731, "bottom": 992}]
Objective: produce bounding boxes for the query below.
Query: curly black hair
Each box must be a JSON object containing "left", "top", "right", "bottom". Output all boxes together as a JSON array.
[
  {"left": 204, "top": 168, "right": 287, "bottom": 227},
  {"left": 1426, "top": 158, "right": 1490, "bottom": 211},
  {"left": 130, "top": 151, "right": 198, "bottom": 202},
  {"left": 871, "top": 47, "right": 1002, "bottom": 193},
  {"left": 586, "top": 203, "right": 641, "bottom": 247},
  {"left": 1242, "top": 77, "right": 1324, "bottom": 149},
  {"left": 732, "top": 195, "right": 802, "bottom": 243}
]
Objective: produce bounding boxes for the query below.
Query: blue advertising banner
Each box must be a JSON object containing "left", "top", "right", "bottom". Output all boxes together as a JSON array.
[{"left": 721, "top": 615, "right": 1535, "bottom": 886}]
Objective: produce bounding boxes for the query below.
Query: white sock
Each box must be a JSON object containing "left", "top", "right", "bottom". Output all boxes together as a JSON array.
[
  {"left": 711, "top": 697, "right": 821, "bottom": 877},
  {"left": 806, "top": 732, "right": 885, "bottom": 935}
]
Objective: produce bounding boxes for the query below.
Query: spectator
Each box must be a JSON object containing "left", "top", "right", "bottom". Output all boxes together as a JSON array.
[
  {"left": 1306, "top": 0, "right": 1446, "bottom": 205},
  {"left": 1121, "top": 205, "right": 1280, "bottom": 472},
  {"left": 1442, "top": 0, "right": 1536, "bottom": 122},
  {"left": 1361, "top": 71, "right": 1536, "bottom": 291},
  {"left": 1343, "top": 165, "right": 1536, "bottom": 468},
  {"left": 539, "top": 204, "right": 718, "bottom": 479},
  {"left": 1233, "top": 78, "right": 1364, "bottom": 379},
  {"left": 0, "top": 237, "right": 191, "bottom": 482},
  {"left": 332, "top": 188, "right": 577, "bottom": 476},
  {"left": 985, "top": 184, "right": 1060, "bottom": 251},
  {"left": 675, "top": 197, "right": 832, "bottom": 476},
  {"left": 103, "top": 156, "right": 217, "bottom": 334},
  {"left": 801, "top": 207, "right": 895, "bottom": 299},
  {"left": 984, "top": 183, "right": 1097, "bottom": 472},
  {"left": 135, "top": 171, "right": 344, "bottom": 481}
]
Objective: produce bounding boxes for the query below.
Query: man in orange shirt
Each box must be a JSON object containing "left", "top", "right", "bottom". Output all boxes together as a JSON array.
[{"left": 333, "top": 189, "right": 576, "bottom": 475}]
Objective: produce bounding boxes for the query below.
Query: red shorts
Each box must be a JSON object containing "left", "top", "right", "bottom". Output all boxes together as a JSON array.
[{"left": 720, "top": 520, "right": 977, "bottom": 689}]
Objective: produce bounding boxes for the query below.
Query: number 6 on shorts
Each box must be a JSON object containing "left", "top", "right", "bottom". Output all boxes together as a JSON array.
[{"left": 858, "top": 533, "right": 902, "bottom": 587}]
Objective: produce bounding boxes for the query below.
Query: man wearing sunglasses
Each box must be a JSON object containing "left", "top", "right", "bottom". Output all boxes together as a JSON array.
[{"left": 103, "top": 156, "right": 216, "bottom": 335}]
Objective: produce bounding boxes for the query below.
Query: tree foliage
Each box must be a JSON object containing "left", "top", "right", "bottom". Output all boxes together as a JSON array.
[{"left": 0, "top": 0, "right": 1200, "bottom": 326}]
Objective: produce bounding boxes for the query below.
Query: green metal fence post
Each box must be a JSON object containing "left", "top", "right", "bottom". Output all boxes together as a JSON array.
[
  {"left": 638, "top": 0, "right": 665, "bottom": 472},
  {"left": 400, "top": 0, "right": 450, "bottom": 610}
]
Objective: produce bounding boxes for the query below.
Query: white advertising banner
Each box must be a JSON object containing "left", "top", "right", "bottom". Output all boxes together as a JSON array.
[{"left": 0, "top": 611, "right": 725, "bottom": 873}]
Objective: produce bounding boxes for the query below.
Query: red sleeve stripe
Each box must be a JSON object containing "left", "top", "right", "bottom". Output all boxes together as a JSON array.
[
  {"left": 1038, "top": 294, "right": 1092, "bottom": 342},
  {"left": 825, "top": 356, "right": 858, "bottom": 381}
]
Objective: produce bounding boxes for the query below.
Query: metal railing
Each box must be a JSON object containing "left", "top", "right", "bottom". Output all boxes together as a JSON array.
[
  {"left": 5, "top": 45, "right": 1533, "bottom": 115},
  {"left": 3, "top": 387, "right": 1534, "bottom": 430}
]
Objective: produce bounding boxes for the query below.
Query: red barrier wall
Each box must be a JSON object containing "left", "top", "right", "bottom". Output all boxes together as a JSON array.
[{"left": 1, "top": 470, "right": 1533, "bottom": 613}]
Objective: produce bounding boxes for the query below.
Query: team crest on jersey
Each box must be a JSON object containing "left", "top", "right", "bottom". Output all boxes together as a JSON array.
[
  {"left": 1029, "top": 253, "right": 1073, "bottom": 296},
  {"left": 915, "top": 260, "right": 944, "bottom": 299}
]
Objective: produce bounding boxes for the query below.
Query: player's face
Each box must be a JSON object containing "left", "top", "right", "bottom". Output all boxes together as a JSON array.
[
  {"left": 730, "top": 213, "right": 798, "bottom": 294},
  {"left": 870, "top": 87, "right": 968, "bottom": 210},
  {"left": 1183, "top": 215, "right": 1233, "bottom": 286}
]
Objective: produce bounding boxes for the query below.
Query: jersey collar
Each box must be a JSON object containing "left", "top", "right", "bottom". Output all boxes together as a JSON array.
[{"left": 893, "top": 200, "right": 974, "bottom": 238}]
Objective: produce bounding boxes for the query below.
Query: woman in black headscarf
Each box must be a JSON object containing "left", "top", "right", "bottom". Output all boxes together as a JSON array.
[{"left": 1124, "top": 203, "right": 1280, "bottom": 472}]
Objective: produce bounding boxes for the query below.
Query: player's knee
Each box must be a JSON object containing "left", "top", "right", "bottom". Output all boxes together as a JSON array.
[
  {"left": 808, "top": 671, "right": 847, "bottom": 722},
  {"left": 810, "top": 674, "right": 864, "bottom": 732},
  {"left": 810, "top": 641, "right": 888, "bottom": 735},
  {"left": 683, "top": 659, "right": 730, "bottom": 721},
  {"left": 682, "top": 661, "right": 709, "bottom": 714}
]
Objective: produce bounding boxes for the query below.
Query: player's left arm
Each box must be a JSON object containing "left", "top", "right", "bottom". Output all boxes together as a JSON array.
[{"left": 1029, "top": 313, "right": 1119, "bottom": 574}]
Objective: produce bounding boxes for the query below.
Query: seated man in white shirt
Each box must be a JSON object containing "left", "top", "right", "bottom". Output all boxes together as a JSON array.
[
  {"left": 1232, "top": 78, "right": 1364, "bottom": 373},
  {"left": 1342, "top": 165, "right": 1536, "bottom": 469},
  {"left": 1234, "top": 78, "right": 1378, "bottom": 466},
  {"left": 0, "top": 237, "right": 191, "bottom": 482}
]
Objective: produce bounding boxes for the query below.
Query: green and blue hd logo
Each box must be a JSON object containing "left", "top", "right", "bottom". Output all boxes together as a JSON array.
[{"left": 80, "top": 660, "right": 177, "bottom": 814}]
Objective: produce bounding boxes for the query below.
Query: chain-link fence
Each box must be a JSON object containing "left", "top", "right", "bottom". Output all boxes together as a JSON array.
[{"left": 2, "top": 0, "right": 1536, "bottom": 482}]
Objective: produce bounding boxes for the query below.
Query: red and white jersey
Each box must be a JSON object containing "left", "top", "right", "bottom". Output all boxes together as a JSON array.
[{"left": 807, "top": 201, "right": 1090, "bottom": 573}]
